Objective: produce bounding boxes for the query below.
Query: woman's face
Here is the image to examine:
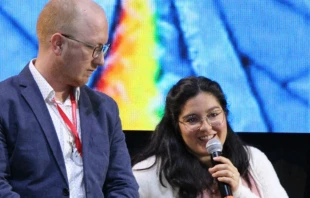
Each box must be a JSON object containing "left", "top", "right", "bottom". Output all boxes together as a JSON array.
[{"left": 178, "top": 92, "right": 227, "bottom": 159}]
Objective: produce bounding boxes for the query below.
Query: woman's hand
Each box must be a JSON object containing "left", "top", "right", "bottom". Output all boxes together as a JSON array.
[{"left": 208, "top": 156, "right": 240, "bottom": 192}]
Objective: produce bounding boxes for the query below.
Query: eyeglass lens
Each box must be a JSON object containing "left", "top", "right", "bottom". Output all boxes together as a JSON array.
[
  {"left": 92, "top": 44, "right": 110, "bottom": 58},
  {"left": 183, "top": 111, "right": 224, "bottom": 130}
]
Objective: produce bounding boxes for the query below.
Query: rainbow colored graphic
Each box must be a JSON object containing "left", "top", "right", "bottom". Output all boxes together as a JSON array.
[{"left": 92, "top": 0, "right": 161, "bottom": 130}]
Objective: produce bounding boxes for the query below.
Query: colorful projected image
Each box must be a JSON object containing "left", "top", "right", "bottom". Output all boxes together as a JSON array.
[{"left": 1, "top": 0, "right": 309, "bottom": 132}]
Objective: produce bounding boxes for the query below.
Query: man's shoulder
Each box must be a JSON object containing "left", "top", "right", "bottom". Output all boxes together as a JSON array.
[
  {"left": 0, "top": 75, "right": 20, "bottom": 98},
  {"left": 81, "top": 86, "right": 113, "bottom": 101},
  {"left": 80, "top": 86, "right": 118, "bottom": 109},
  {"left": 0, "top": 75, "right": 18, "bottom": 87},
  {"left": 0, "top": 64, "right": 30, "bottom": 91}
]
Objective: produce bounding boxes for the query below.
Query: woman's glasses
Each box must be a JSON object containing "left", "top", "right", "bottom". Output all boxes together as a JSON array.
[{"left": 179, "top": 109, "right": 224, "bottom": 131}]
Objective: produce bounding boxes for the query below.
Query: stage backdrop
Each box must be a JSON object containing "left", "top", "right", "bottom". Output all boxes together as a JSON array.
[{"left": 0, "top": 0, "right": 309, "bottom": 132}]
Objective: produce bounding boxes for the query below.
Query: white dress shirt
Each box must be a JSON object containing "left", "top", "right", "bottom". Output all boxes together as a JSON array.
[{"left": 29, "top": 59, "right": 86, "bottom": 198}]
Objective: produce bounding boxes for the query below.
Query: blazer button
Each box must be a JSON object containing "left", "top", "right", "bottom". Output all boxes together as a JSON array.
[{"left": 62, "top": 188, "right": 70, "bottom": 196}]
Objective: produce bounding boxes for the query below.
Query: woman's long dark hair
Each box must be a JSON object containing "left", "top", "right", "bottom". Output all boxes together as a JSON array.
[{"left": 132, "top": 76, "right": 251, "bottom": 198}]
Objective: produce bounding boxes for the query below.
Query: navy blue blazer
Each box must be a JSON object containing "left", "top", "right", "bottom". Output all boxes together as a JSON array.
[{"left": 0, "top": 64, "right": 139, "bottom": 198}]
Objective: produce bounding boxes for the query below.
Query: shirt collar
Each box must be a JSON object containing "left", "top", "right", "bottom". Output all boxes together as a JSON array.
[{"left": 29, "top": 59, "right": 80, "bottom": 103}]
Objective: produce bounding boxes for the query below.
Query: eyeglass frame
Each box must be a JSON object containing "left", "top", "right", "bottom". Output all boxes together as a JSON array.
[
  {"left": 60, "top": 33, "right": 110, "bottom": 58},
  {"left": 178, "top": 109, "right": 225, "bottom": 130}
]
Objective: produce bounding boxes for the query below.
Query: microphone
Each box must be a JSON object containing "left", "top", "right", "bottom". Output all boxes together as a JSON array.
[{"left": 206, "top": 138, "right": 234, "bottom": 198}]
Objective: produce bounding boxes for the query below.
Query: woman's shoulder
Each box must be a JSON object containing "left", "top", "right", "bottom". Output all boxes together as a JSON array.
[
  {"left": 132, "top": 155, "right": 157, "bottom": 170},
  {"left": 246, "top": 146, "right": 268, "bottom": 161},
  {"left": 245, "top": 145, "right": 273, "bottom": 170},
  {"left": 246, "top": 146, "right": 263, "bottom": 155},
  {"left": 244, "top": 146, "right": 289, "bottom": 197},
  {"left": 132, "top": 155, "right": 159, "bottom": 186},
  {"left": 132, "top": 156, "right": 175, "bottom": 197}
]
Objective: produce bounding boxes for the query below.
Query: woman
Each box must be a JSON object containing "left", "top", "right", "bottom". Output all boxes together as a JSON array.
[{"left": 132, "top": 76, "right": 288, "bottom": 198}]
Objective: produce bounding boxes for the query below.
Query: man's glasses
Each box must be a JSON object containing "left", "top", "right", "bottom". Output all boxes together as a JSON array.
[
  {"left": 60, "top": 33, "right": 110, "bottom": 58},
  {"left": 179, "top": 109, "right": 224, "bottom": 131}
]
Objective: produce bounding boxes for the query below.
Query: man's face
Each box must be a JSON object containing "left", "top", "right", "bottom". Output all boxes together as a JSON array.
[{"left": 59, "top": 11, "right": 109, "bottom": 87}]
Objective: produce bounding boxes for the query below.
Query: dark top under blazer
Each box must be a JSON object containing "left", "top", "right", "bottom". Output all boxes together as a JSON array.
[{"left": 0, "top": 64, "right": 139, "bottom": 198}]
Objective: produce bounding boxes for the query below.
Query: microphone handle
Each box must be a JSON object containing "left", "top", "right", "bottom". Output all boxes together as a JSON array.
[{"left": 211, "top": 151, "right": 234, "bottom": 198}]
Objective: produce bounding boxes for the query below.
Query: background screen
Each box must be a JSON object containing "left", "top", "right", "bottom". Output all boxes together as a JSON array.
[{"left": 1, "top": 0, "right": 309, "bottom": 132}]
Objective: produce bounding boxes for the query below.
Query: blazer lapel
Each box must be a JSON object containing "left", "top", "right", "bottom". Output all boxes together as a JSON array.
[
  {"left": 18, "top": 65, "right": 68, "bottom": 184},
  {"left": 78, "top": 87, "right": 97, "bottom": 159}
]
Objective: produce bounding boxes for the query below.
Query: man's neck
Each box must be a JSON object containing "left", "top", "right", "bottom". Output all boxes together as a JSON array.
[{"left": 54, "top": 88, "right": 73, "bottom": 103}]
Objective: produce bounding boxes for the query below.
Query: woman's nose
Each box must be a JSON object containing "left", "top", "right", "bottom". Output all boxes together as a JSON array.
[{"left": 199, "top": 119, "right": 212, "bottom": 132}]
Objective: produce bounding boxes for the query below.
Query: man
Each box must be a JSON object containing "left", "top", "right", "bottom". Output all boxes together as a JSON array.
[{"left": 0, "top": 0, "right": 139, "bottom": 197}]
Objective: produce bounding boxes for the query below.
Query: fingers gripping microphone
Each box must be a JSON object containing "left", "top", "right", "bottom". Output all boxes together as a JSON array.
[{"left": 206, "top": 138, "right": 233, "bottom": 198}]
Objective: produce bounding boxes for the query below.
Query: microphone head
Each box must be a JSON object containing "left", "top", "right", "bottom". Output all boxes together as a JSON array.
[{"left": 206, "top": 138, "right": 222, "bottom": 154}]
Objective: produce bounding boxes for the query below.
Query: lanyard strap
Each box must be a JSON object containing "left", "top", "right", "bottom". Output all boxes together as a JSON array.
[{"left": 54, "top": 92, "right": 82, "bottom": 156}]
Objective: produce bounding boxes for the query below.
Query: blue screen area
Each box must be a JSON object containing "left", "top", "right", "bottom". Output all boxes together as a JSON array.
[{"left": 0, "top": 0, "right": 309, "bottom": 133}]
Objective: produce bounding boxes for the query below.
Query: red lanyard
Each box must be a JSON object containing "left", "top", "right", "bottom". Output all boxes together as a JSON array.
[{"left": 53, "top": 92, "right": 82, "bottom": 156}]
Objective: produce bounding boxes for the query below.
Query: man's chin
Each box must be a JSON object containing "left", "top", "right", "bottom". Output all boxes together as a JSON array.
[{"left": 71, "top": 79, "right": 87, "bottom": 87}]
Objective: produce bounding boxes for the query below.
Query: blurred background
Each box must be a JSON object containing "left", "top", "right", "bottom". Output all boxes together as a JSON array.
[
  {"left": 1, "top": 1, "right": 310, "bottom": 197},
  {"left": 0, "top": 0, "right": 309, "bottom": 132}
]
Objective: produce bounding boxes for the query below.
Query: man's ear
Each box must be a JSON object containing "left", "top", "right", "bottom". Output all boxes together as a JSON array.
[{"left": 50, "top": 33, "right": 63, "bottom": 56}]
